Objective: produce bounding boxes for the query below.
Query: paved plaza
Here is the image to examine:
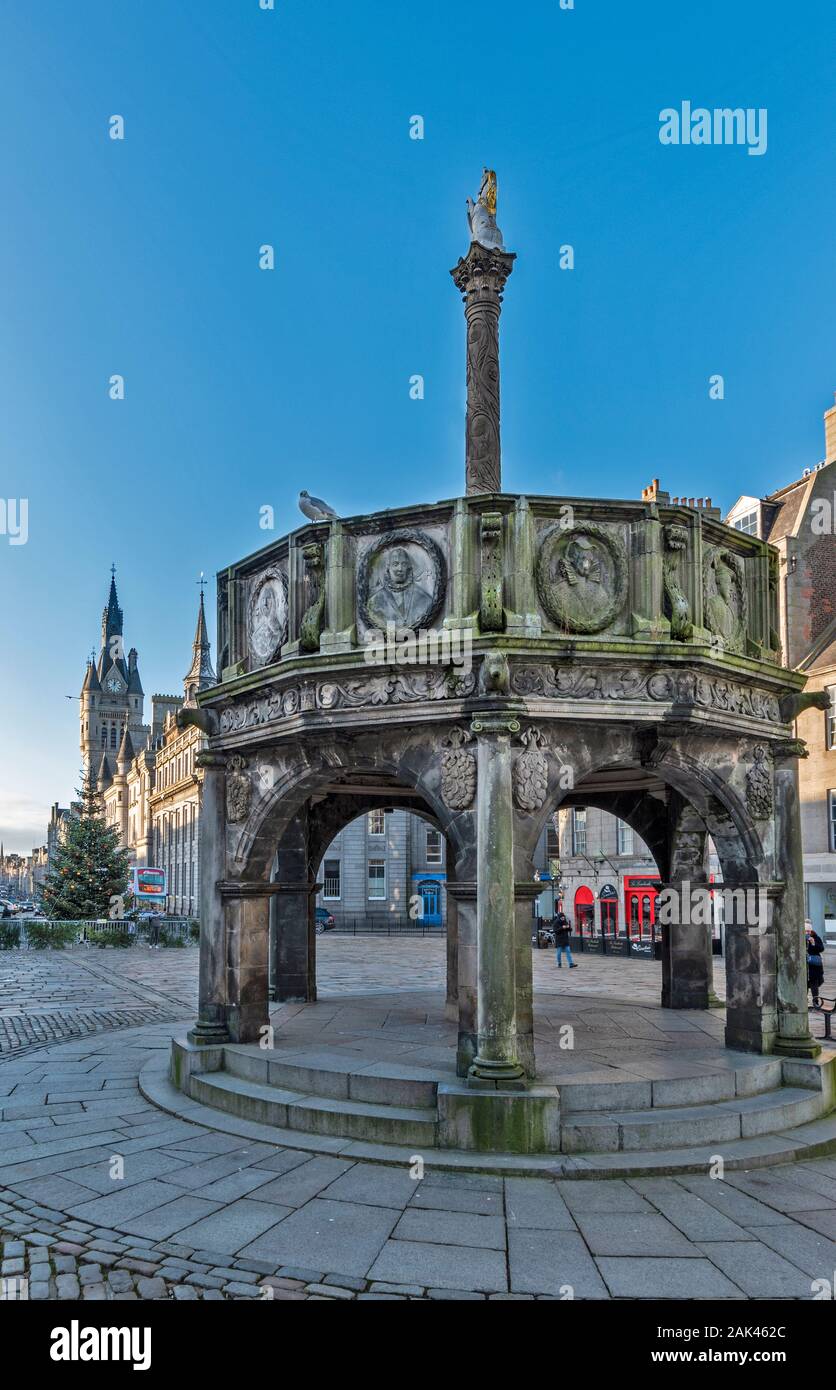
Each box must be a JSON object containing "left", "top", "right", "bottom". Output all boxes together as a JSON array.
[{"left": 1, "top": 939, "right": 834, "bottom": 1300}]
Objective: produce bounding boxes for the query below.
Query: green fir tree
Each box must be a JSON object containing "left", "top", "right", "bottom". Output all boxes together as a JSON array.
[{"left": 41, "top": 769, "right": 131, "bottom": 921}]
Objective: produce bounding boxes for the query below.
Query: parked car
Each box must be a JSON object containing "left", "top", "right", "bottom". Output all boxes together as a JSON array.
[{"left": 315, "top": 907, "right": 336, "bottom": 935}]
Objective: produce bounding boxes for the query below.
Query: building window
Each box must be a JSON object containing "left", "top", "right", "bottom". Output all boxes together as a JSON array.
[
  {"left": 368, "top": 859, "right": 386, "bottom": 899},
  {"left": 323, "top": 858, "right": 341, "bottom": 899},
  {"left": 617, "top": 820, "right": 633, "bottom": 855},
  {"left": 110, "top": 725, "right": 117, "bottom": 748},
  {"left": 572, "top": 808, "right": 587, "bottom": 857},
  {"left": 546, "top": 820, "right": 559, "bottom": 858},
  {"left": 830, "top": 791, "right": 836, "bottom": 853},
  {"left": 826, "top": 687, "right": 836, "bottom": 751},
  {"left": 101, "top": 728, "right": 107, "bottom": 748},
  {"left": 368, "top": 809, "right": 385, "bottom": 837},
  {"left": 426, "top": 830, "right": 442, "bottom": 865},
  {"left": 733, "top": 510, "right": 758, "bottom": 535}
]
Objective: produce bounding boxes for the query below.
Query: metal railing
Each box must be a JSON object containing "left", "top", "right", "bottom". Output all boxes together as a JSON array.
[
  {"left": 324, "top": 916, "right": 444, "bottom": 937},
  {"left": 3, "top": 917, "right": 196, "bottom": 948}
]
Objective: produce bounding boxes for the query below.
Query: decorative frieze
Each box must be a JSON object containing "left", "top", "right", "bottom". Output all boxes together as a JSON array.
[{"left": 511, "top": 664, "right": 782, "bottom": 724}]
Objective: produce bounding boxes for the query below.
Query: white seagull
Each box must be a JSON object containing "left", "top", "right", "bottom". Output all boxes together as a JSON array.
[{"left": 298, "top": 489, "right": 338, "bottom": 521}]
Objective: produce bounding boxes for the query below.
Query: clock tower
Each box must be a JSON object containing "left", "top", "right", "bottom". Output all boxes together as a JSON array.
[{"left": 80, "top": 570, "right": 149, "bottom": 774}]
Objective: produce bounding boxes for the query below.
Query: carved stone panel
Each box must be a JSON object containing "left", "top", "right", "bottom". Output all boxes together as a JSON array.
[
  {"left": 226, "top": 755, "right": 251, "bottom": 823},
  {"left": 513, "top": 727, "right": 549, "bottom": 812},
  {"left": 663, "top": 524, "right": 692, "bottom": 640},
  {"left": 536, "top": 523, "right": 627, "bottom": 633},
  {"left": 440, "top": 728, "right": 476, "bottom": 810},
  {"left": 746, "top": 745, "right": 773, "bottom": 820},
  {"left": 357, "top": 529, "right": 446, "bottom": 634},
  {"left": 248, "top": 566, "right": 288, "bottom": 668},
  {"left": 703, "top": 546, "right": 747, "bottom": 654}
]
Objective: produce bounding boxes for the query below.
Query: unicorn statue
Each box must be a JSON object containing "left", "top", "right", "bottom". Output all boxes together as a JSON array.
[{"left": 466, "top": 168, "right": 505, "bottom": 251}]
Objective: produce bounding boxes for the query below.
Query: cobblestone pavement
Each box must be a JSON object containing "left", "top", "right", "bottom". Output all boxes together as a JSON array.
[
  {"left": 3, "top": 938, "right": 829, "bottom": 1057},
  {"left": 0, "top": 945, "right": 833, "bottom": 1300}
]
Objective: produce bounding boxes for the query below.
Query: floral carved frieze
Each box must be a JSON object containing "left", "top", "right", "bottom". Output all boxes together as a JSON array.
[
  {"left": 218, "top": 668, "right": 476, "bottom": 736},
  {"left": 511, "top": 665, "right": 781, "bottom": 724}
]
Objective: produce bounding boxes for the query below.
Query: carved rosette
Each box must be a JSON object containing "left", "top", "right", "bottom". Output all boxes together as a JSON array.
[
  {"left": 226, "top": 755, "right": 252, "bottom": 823},
  {"left": 513, "top": 727, "right": 549, "bottom": 812},
  {"left": 440, "top": 728, "right": 477, "bottom": 811},
  {"left": 535, "top": 523, "right": 627, "bottom": 633},
  {"left": 745, "top": 745, "right": 773, "bottom": 820}
]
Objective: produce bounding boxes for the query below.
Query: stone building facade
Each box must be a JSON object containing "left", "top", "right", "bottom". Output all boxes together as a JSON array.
[
  {"left": 316, "top": 808, "right": 447, "bottom": 925},
  {"left": 725, "top": 398, "right": 836, "bottom": 942},
  {"left": 81, "top": 574, "right": 216, "bottom": 917}
]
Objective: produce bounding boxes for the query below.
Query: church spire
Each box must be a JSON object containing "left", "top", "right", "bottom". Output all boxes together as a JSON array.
[
  {"left": 98, "top": 566, "right": 125, "bottom": 677},
  {"left": 183, "top": 588, "right": 215, "bottom": 706}
]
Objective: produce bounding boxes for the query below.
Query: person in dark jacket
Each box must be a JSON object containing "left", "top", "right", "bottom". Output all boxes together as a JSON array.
[
  {"left": 554, "top": 909, "right": 578, "bottom": 969},
  {"left": 805, "top": 920, "right": 825, "bottom": 1007}
]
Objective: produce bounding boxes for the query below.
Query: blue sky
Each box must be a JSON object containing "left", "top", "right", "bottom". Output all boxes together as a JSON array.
[{"left": 1, "top": 0, "right": 834, "bottom": 851}]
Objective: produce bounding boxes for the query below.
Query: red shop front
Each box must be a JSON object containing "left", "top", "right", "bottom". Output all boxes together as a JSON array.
[{"left": 623, "top": 874, "right": 660, "bottom": 940}]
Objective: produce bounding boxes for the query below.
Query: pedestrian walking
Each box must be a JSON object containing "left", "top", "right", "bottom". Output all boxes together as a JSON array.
[
  {"left": 554, "top": 909, "right": 577, "bottom": 969},
  {"left": 805, "top": 919, "right": 825, "bottom": 1007}
]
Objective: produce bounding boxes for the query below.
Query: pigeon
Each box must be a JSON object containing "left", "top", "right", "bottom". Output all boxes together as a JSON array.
[{"left": 298, "top": 489, "right": 338, "bottom": 521}]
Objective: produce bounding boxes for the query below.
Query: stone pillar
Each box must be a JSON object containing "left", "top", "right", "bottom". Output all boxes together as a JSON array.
[
  {"left": 723, "top": 883, "right": 778, "bottom": 1053},
  {"left": 320, "top": 519, "right": 356, "bottom": 654},
  {"left": 468, "top": 714, "right": 525, "bottom": 1086},
  {"left": 514, "top": 882, "right": 540, "bottom": 1077},
  {"left": 773, "top": 743, "right": 820, "bottom": 1057},
  {"left": 272, "top": 882, "right": 319, "bottom": 1002},
  {"left": 448, "top": 880, "right": 477, "bottom": 1077},
  {"left": 660, "top": 881, "right": 714, "bottom": 1010},
  {"left": 220, "top": 882, "right": 274, "bottom": 1044},
  {"left": 444, "top": 856, "right": 458, "bottom": 1019},
  {"left": 188, "top": 752, "right": 229, "bottom": 1045},
  {"left": 450, "top": 243, "right": 515, "bottom": 495}
]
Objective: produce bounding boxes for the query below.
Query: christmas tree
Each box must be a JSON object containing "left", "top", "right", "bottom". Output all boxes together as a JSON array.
[{"left": 41, "top": 769, "right": 131, "bottom": 921}]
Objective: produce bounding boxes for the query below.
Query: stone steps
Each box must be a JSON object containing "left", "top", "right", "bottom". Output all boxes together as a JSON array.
[
  {"left": 191, "top": 1070, "right": 437, "bottom": 1147},
  {"left": 141, "top": 1054, "right": 836, "bottom": 1180},
  {"left": 223, "top": 1045, "right": 439, "bottom": 1109},
  {"left": 561, "top": 1086, "right": 825, "bottom": 1153}
]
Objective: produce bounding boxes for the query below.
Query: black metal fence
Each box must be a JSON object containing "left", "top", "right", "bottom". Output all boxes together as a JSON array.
[{"left": 323, "top": 917, "right": 445, "bottom": 937}]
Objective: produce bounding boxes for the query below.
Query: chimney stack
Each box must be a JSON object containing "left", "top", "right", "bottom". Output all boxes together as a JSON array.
[{"left": 825, "top": 393, "right": 836, "bottom": 465}]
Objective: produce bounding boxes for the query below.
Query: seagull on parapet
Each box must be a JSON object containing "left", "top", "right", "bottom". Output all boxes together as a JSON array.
[{"left": 298, "top": 490, "right": 338, "bottom": 521}]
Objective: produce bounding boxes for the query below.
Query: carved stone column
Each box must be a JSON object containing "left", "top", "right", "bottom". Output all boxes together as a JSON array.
[
  {"left": 450, "top": 244, "right": 515, "bottom": 495},
  {"left": 444, "top": 855, "right": 458, "bottom": 1019},
  {"left": 773, "top": 742, "right": 820, "bottom": 1057},
  {"left": 188, "top": 751, "right": 229, "bottom": 1045},
  {"left": 513, "top": 881, "right": 540, "bottom": 1077},
  {"left": 468, "top": 713, "right": 525, "bottom": 1086}
]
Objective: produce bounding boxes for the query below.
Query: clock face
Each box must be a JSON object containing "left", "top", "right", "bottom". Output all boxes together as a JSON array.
[{"left": 107, "top": 678, "right": 122, "bottom": 693}]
